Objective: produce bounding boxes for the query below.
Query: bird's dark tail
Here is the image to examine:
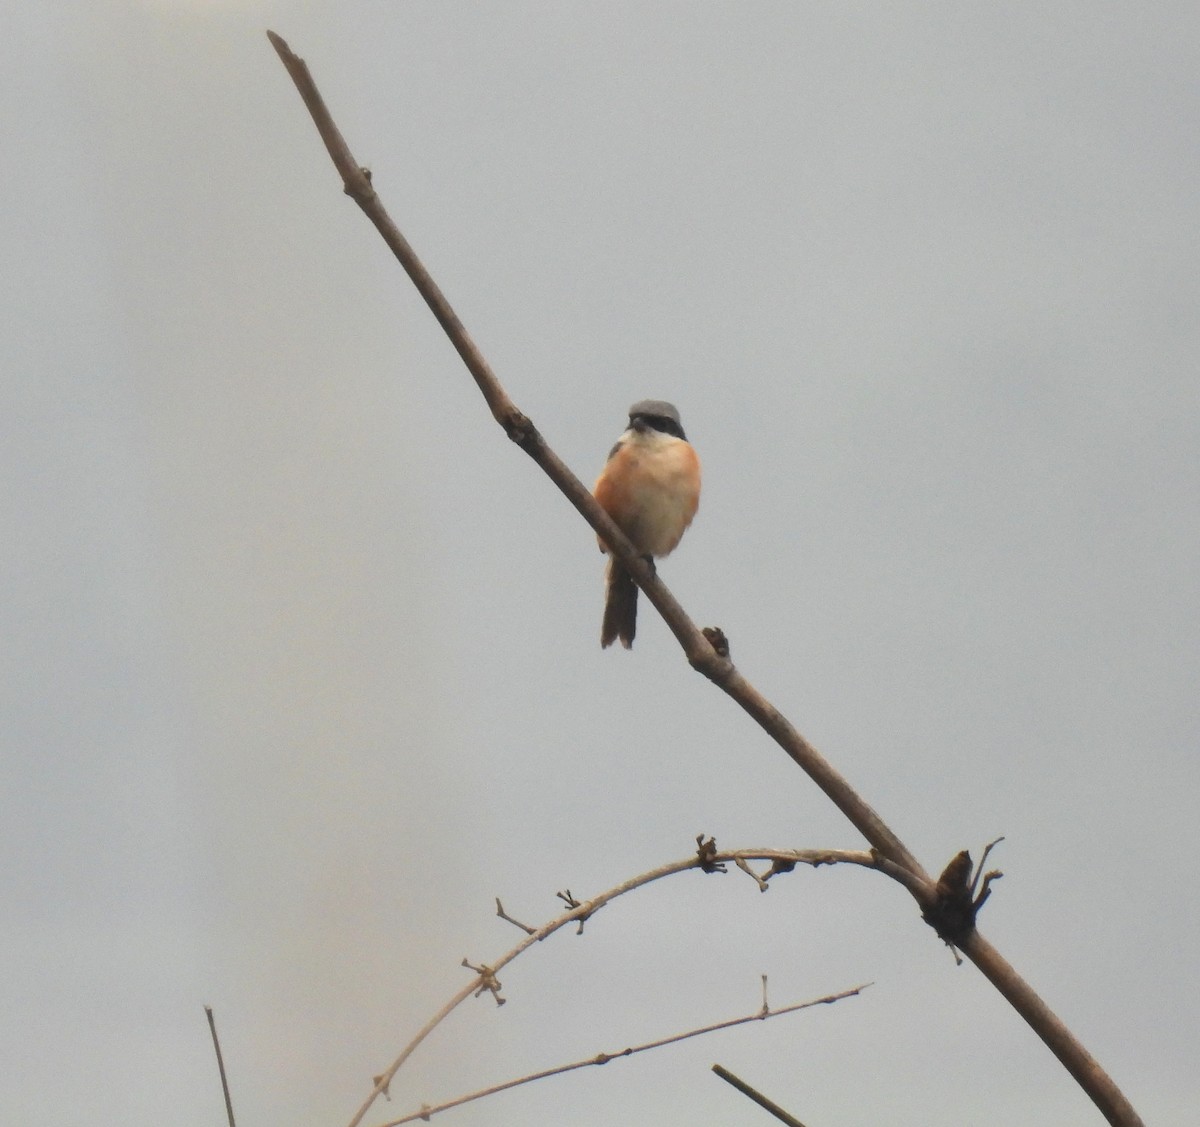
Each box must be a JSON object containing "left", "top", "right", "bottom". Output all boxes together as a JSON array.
[{"left": 600, "top": 559, "right": 638, "bottom": 649}]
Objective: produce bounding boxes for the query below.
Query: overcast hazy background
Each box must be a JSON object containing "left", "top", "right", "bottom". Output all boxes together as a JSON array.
[{"left": 4, "top": 4, "right": 1197, "bottom": 1125}]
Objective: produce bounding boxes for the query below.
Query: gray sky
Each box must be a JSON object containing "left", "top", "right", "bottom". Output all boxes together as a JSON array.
[{"left": 4, "top": 3, "right": 1197, "bottom": 1125}]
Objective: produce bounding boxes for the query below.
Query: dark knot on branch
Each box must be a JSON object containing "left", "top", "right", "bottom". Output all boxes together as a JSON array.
[
  {"left": 695, "top": 834, "right": 727, "bottom": 873},
  {"left": 921, "top": 841, "right": 1004, "bottom": 959},
  {"left": 500, "top": 408, "right": 537, "bottom": 451}
]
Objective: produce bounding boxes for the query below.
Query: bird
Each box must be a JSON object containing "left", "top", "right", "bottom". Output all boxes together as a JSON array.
[{"left": 593, "top": 400, "right": 701, "bottom": 648}]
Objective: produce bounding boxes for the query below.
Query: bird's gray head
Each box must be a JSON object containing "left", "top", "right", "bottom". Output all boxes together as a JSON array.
[{"left": 627, "top": 400, "right": 686, "bottom": 440}]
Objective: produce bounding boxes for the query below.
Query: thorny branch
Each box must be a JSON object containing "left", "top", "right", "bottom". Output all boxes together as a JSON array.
[
  {"left": 267, "top": 31, "right": 1144, "bottom": 1127},
  {"left": 357, "top": 845, "right": 876, "bottom": 1127}
]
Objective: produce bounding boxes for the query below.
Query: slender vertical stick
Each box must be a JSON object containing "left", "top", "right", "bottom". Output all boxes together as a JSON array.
[{"left": 205, "top": 1006, "right": 237, "bottom": 1127}]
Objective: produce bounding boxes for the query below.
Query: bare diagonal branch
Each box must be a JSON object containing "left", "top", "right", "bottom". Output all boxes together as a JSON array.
[
  {"left": 713, "top": 1063, "right": 809, "bottom": 1127},
  {"left": 265, "top": 28, "right": 924, "bottom": 887},
  {"left": 378, "top": 984, "right": 868, "bottom": 1127},
  {"left": 265, "top": 31, "right": 1145, "bottom": 1127}
]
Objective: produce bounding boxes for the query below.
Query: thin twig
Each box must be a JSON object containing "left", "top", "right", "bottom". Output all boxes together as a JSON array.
[
  {"left": 204, "top": 1006, "right": 237, "bottom": 1127},
  {"left": 350, "top": 847, "right": 875, "bottom": 1127},
  {"left": 735, "top": 856, "right": 770, "bottom": 891},
  {"left": 713, "top": 1064, "right": 808, "bottom": 1127},
  {"left": 376, "top": 985, "right": 866, "bottom": 1127},
  {"left": 266, "top": 32, "right": 1146, "bottom": 1127},
  {"left": 972, "top": 836, "right": 1006, "bottom": 897},
  {"left": 494, "top": 898, "right": 536, "bottom": 935}
]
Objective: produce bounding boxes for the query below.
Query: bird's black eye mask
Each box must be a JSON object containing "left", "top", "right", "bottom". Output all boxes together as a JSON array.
[{"left": 631, "top": 413, "right": 687, "bottom": 441}]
